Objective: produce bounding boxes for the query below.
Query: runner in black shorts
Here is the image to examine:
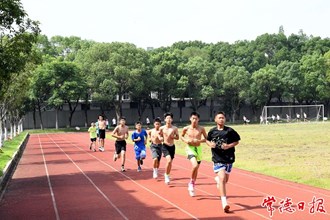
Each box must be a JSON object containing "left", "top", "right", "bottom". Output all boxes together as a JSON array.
[
  {"left": 159, "top": 112, "right": 179, "bottom": 184},
  {"left": 162, "top": 143, "right": 175, "bottom": 160},
  {"left": 111, "top": 117, "right": 129, "bottom": 172},
  {"left": 115, "top": 140, "right": 127, "bottom": 155},
  {"left": 99, "top": 129, "right": 106, "bottom": 139}
]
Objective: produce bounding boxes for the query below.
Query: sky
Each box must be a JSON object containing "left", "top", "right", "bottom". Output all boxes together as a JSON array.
[{"left": 20, "top": 0, "right": 330, "bottom": 49}]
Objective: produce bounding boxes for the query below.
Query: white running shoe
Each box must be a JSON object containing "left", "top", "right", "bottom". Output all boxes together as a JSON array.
[
  {"left": 214, "top": 176, "right": 220, "bottom": 189},
  {"left": 113, "top": 153, "right": 117, "bottom": 161},
  {"left": 164, "top": 174, "right": 170, "bottom": 184},
  {"left": 99, "top": 147, "right": 104, "bottom": 152},
  {"left": 153, "top": 169, "right": 158, "bottom": 179},
  {"left": 188, "top": 182, "right": 195, "bottom": 197}
]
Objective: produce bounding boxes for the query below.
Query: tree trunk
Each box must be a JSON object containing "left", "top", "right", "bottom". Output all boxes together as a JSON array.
[
  {"left": 55, "top": 108, "right": 59, "bottom": 129},
  {"left": 68, "top": 99, "right": 79, "bottom": 127},
  {"left": 37, "top": 100, "right": 44, "bottom": 130},
  {"left": 149, "top": 101, "right": 155, "bottom": 120},
  {"left": 33, "top": 107, "right": 36, "bottom": 129},
  {"left": 84, "top": 94, "right": 89, "bottom": 128},
  {"left": 4, "top": 115, "right": 8, "bottom": 141},
  {"left": 0, "top": 119, "right": 3, "bottom": 148}
]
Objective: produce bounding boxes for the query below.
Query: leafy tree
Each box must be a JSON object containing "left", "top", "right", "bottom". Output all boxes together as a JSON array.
[
  {"left": 77, "top": 42, "right": 150, "bottom": 119},
  {"left": 178, "top": 56, "right": 215, "bottom": 111},
  {"left": 300, "top": 53, "right": 327, "bottom": 103},
  {"left": 0, "top": 0, "right": 40, "bottom": 97},
  {"left": 222, "top": 66, "right": 250, "bottom": 122},
  {"left": 47, "top": 60, "right": 86, "bottom": 127},
  {"left": 276, "top": 61, "right": 304, "bottom": 104},
  {"left": 250, "top": 65, "right": 280, "bottom": 108},
  {"left": 150, "top": 49, "right": 184, "bottom": 113}
]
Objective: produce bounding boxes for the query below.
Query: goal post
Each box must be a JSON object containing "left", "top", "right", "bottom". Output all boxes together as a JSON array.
[{"left": 261, "top": 104, "right": 325, "bottom": 124}]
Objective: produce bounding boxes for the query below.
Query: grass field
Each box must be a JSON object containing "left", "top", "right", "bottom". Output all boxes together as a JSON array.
[
  {"left": 110, "top": 121, "right": 330, "bottom": 190},
  {"left": 0, "top": 132, "right": 28, "bottom": 176}
]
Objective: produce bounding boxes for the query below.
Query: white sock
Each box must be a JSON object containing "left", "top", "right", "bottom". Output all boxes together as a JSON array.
[{"left": 221, "top": 196, "right": 227, "bottom": 207}]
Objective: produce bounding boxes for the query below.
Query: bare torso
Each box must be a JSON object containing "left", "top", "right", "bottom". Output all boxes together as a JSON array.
[
  {"left": 98, "top": 120, "right": 106, "bottom": 130},
  {"left": 149, "top": 128, "right": 162, "bottom": 144},
  {"left": 160, "top": 125, "right": 179, "bottom": 146},
  {"left": 113, "top": 125, "right": 129, "bottom": 141},
  {"left": 182, "top": 125, "right": 206, "bottom": 146}
]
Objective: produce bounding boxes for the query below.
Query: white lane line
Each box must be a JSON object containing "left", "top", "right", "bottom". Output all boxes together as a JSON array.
[
  {"left": 37, "top": 134, "right": 60, "bottom": 220},
  {"left": 52, "top": 133, "right": 200, "bottom": 220},
  {"left": 46, "top": 134, "right": 129, "bottom": 220}
]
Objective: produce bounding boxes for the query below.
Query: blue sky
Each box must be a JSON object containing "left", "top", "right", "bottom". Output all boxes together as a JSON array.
[{"left": 21, "top": 0, "right": 330, "bottom": 49}]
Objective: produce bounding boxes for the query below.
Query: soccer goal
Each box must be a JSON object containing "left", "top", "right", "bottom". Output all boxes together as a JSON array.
[{"left": 260, "top": 104, "right": 325, "bottom": 124}]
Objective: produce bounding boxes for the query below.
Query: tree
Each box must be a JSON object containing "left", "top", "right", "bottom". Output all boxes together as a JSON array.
[
  {"left": 250, "top": 65, "right": 280, "bottom": 108},
  {"left": 77, "top": 42, "right": 150, "bottom": 120},
  {"left": 300, "top": 53, "right": 327, "bottom": 103},
  {"left": 0, "top": 0, "right": 40, "bottom": 97},
  {"left": 47, "top": 60, "right": 86, "bottom": 128},
  {"left": 178, "top": 56, "right": 215, "bottom": 111},
  {"left": 276, "top": 61, "right": 304, "bottom": 104},
  {"left": 150, "top": 49, "right": 184, "bottom": 113},
  {"left": 222, "top": 66, "right": 250, "bottom": 122}
]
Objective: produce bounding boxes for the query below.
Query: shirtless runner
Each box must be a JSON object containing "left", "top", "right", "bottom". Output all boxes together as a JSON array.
[
  {"left": 181, "top": 111, "right": 207, "bottom": 197},
  {"left": 147, "top": 117, "right": 163, "bottom": 179},
  {"left": 159, "top": 112, "right": 179, "bottom": 184},
  {"left": 97, "top": 115, "right": 107, "bottom": 152},
  {"left": 111, "top": 117, "right": 129, "bottom": 172}
]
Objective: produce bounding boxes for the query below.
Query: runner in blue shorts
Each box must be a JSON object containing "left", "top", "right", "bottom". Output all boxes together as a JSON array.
[
  {"left": 206, "top": 111, "right": 240, "bottom": 213},
  {"left": 131, "top": 121, "right": 148, "bottom": 172}
]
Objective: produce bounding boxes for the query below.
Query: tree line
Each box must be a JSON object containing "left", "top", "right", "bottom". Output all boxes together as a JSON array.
[{"left": 1, "top": 1, "right": 330, "bottom": 144}]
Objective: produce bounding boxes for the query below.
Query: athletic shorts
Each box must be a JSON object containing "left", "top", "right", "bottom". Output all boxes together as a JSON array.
[
  {"left": 186, "top": 145, "right": 202, "bottom": 163},
  {"left": 150, "top": 143, "right": 162, "bottom": 161},
  {"left": 213, "top": 163, "right": 233, "bottom": 174},
  {"left": 134, "top": 147, "right": 146, "bottom": 160},
  {"left": 162, "top": 144, "right": 175, "bottom": 160},
  {"left": 99, "top": 129, "right": 106, "bottom": 139},
  {"left": 188, "top": 155, "right": 201, "bottom": 165},
  {"left": 115, "top": 140, "right": 126, "bottom": 154},
  {"left": 90, "top": 138, "right": 97, "bottom": 142}
]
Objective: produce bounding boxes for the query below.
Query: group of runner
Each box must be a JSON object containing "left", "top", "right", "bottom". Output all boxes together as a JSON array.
[{"left": 88, "top": 111, "right": 240, "bottom": 213}]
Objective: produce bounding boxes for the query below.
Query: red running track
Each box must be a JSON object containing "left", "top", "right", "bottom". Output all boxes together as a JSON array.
[{"left": 0, "top": 132, "right": 329, "bottom": 220}]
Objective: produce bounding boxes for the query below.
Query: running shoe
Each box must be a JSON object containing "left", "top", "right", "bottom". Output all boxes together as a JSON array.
[
  {"left": 99, "top": 146, "right": 104, "bottom": 152},
  {"left": 223, "top": 204, "right": 230, "bottom": 213},
  {"left": 164, "top": 174, "right": 170, "bottom": 184},
  {"left": 188, "top": 182, "right": 195, "bottom": 197},
  {"left": 137, "top": 166, "right": 142, "bottom": 172},
  {"left": 113, "top": 153, "right": 117, "bottom": 162},
  {"left": 121, "top": 165, "right": 126, "bottom": 172},
  {"left": 153, "top": 169, "right": 158, "bottom": 179}
]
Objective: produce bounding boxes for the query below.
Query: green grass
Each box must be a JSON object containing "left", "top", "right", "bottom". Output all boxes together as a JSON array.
[
  {"left": 0, "top": 132, "right": 28, "bottom": 176},
  {"left": 233, "top": 122, "right": 330, "bottom": 189}
]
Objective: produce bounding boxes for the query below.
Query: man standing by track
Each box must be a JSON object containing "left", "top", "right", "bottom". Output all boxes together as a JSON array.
[{"left": 97, "top": 115, "right": 107, "bottom": 152}]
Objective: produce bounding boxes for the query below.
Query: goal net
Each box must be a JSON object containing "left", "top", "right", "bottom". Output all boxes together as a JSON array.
[{"left": 260, "top": 104, "right": 325, "bottom": 124}]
